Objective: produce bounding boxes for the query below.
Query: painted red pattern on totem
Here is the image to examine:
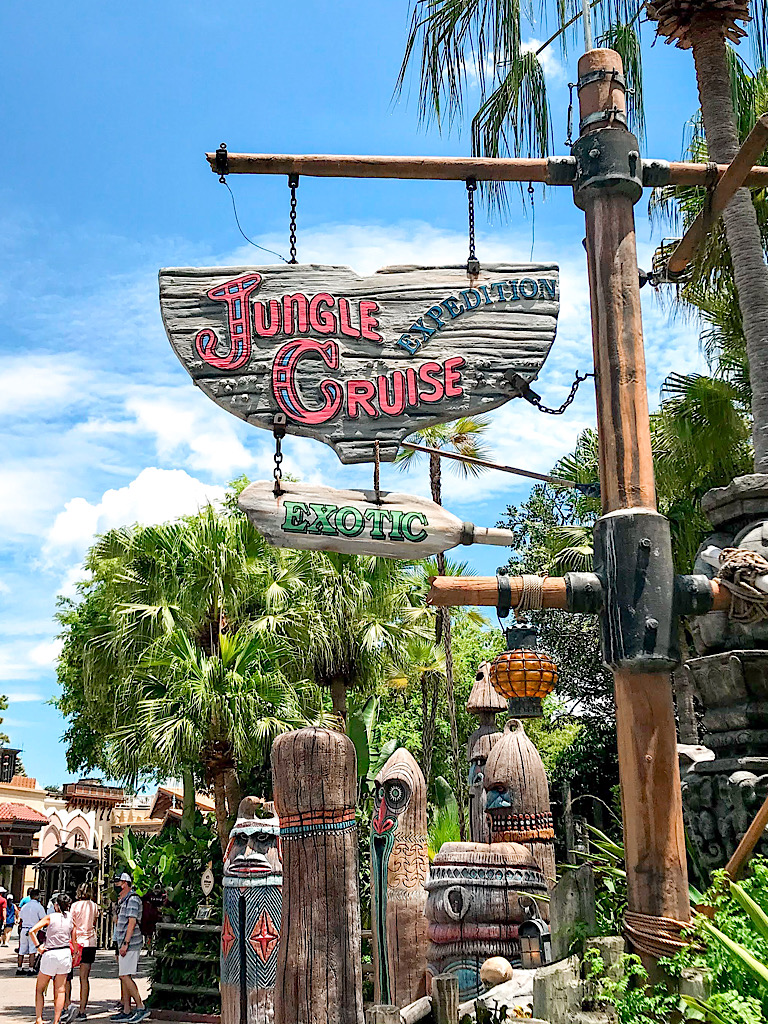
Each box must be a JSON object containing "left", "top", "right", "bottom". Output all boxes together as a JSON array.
[
  {"left": 221, "top": 912, "right": 235, "bottom": 958},
  {"left": 249, "top": 909, "right": 279, "bottom": 963}
]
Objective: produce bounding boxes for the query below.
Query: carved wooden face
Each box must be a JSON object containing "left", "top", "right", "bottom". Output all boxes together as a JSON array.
[{"left": 224, "top": 819, "right": 281, "bottom": 878}]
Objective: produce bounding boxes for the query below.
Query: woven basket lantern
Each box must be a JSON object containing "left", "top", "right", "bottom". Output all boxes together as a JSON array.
[{"left": 489, "top": 647, "right": 557, "bottom": 701}]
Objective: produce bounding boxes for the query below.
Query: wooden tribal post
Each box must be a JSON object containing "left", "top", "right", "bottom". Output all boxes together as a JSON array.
[
  {"left": 271, "top": 728, "right": 363, "bottom": 1024},
  {"left": 370, "top": 748, "right": 429, "bottom": 1007},
  {"left": 483, "top": 720, "right": 557, "bottom": 889},
  {"left": 221, "top": 798, "right": 282, "bottom": 1024},
  {"left": 466, "top": 663, "right": 507, "bottom": 844}
]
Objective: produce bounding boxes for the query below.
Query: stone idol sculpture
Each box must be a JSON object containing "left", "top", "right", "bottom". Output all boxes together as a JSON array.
[
  {"left": 466, "top": 662, "right": 507, "bottom": 844},
  {"left": 682, "top": 475, "right": 768, "bottom": 872},
  {"left": 370, "top": 748, "right": 430, "bottom": 1007},
  {"left": 272, "top": 727, "right": 363, "bottom": 1024},
  {"left": 425, "top": 841, "right": 548, "bottom": 999},
  {"left": 483, "top": 719, "right": 556, "bottom": 888},
  {"left": 221, "top": 797, "right": 282, "bottom": 1024}
]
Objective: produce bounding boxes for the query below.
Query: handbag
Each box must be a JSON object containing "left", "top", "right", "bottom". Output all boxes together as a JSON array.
[{"left": 70, "top": 940, "right": 83, "bottom": 968}]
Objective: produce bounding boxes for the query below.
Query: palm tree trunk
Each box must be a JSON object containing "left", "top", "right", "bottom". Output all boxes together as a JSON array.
[
  {"left": 225, "top": 769, "right": 242, "bottom": 819},
  {"left": 330, "top": 677, "right": 348, "bottom": 723},
  {"left": 181, "top": 766, "right": 196, "bottom": 833},
  {"left": 691, "top": 17, "right": 768, "bottom": 471},
  {"left": 420, "top": 670, "right": 440, "bottom": 789},
  {"left": 212, "top": 771, "right": 230, "bottom": 855}
]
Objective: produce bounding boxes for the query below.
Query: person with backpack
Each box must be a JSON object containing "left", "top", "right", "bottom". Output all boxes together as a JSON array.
[
  {"left": 111, "top": 872, "right": 148, "bottom": 1023},
  {"left": 28, "top": 893, "right": 74, "bottom": 1024}
]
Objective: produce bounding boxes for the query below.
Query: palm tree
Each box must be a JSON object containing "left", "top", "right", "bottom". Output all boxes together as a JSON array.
[
  {"left": 388, "top": 635, "right": 446, "bottom": 788},
  {"left": 255, "top": 549, "right": 430, "bottom": 721},
  {"left": 398, "top": 417, "right": 491, "bottom": 838},
  {"left": 110, "top": 628, "right": 327, "bottom": 851}
]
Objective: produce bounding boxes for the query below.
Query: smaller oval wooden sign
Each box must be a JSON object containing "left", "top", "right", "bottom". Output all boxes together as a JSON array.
[
  {"left": 201, "top": 866, "right": 215, "bottom": 897},
  {"left": 238, "top": 481, "right": 515, "bottom": 559}
]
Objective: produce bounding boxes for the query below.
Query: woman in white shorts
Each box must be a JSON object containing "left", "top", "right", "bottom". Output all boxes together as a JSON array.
[{"left": 29, "top": 893, "right": 74, "bottom": 1024}]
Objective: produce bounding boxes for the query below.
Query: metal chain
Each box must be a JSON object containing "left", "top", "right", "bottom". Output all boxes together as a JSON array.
[
  {"left": 373, "top": 439, "right": 382, "bottom": 504},
  {"left": 273, "top": 415, "right": 286, "bottom": 496},
  {"left": 288, "top": 174, "right": 299, "bottom": 264},
  {"left": 466, "top": 178, "right": 480, "bottom": 277},
  {"left": 565, "top": 83, "right": 576, "bottom": 147},
  {"left": 525, "top": 370, "right": 594, "bottom": 415},
  {"left": 528, "top": 182, "right": 535, "bottom": 260}
]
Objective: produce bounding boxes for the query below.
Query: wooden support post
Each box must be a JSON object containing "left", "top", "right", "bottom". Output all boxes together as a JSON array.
[
  {"left": 431, "top": 975, "right": 459, "bottom": 1024},
  {"left": 668, "top": 114, "right": 768, "bottom": 276},
  {"left": 365, "top": 1009, "right": 401, "bottom": 1024},
  {"left": 578, "top": 48, "right": 691, "bottom": 958},
  {"left": 725, "top": 791, "right": 768, "bottom": 881}
]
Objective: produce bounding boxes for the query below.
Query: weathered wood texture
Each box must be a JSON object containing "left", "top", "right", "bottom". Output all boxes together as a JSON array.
[
  {"left": 431, "top": 975, "right": 459, "bottom": 1024},
  {"left": 271, "top": 728, "right": 363, "bottom": 1024},
  {"left": 159, "top": 264, "right": 559, "bottom": 464},
  {"left": 238, "top": 481, "right": 515, "bottom": 559},
  {"left": 365, "top": 1008, "right": 401, "bottom": 1024},
  {"left": 483, "top": 720, "right": 556, "bottom": 889},
  {"left": 726, "top": 791, "right": 768, "bottom": 881},
  {"left": 578, "top": 48, "right": 691, "bottom": 950},
  {"left": 467, "top": 663, "right": 506, "bottom": 845},
  {"left": 425, "top": 841, "right": 548, "bottom": 999},
  {"left": 550, "top": 864, "right": 597, "bottom": 961},
  {"left": 221, "top": 799, "right": 282, "bottom": 1024},
  {"left": 370, "top": 749, "right": 429, "bottom": 1008}
]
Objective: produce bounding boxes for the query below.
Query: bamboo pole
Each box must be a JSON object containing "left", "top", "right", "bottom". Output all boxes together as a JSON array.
[
  {"left": 578, "top": 47, "right": 691, "bottom": 957},
  {"left": 667, "top": 114, "right": 768, "bottom": 275},
  {"left": 206, "top": 151, "right": 768, "bottom": 188}
]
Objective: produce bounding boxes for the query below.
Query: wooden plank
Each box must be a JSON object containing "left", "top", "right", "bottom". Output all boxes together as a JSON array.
[
  {"left": 366, "top": 1009, "right": 401, "bottom": 1024},
  {"left": 668, "top": 114, "right": 768, "bottom": 275},
  {"left": 238, "top": 481, "right": 516, "bottom": 559},
  {"left": 725, "top": 791, "right": 768, "bottom": 881},
  {"left": 427, "top": 575, "right": 569, "bottom": 608},
  {"left": 159, "top": 263, "right": 559, "bottom": 465},
  {"left": 431, "top": 975, "right": 459, "bottom": 1024},
  {"left": 400, "top": 998, "right": 431, "bottom": 1024}
]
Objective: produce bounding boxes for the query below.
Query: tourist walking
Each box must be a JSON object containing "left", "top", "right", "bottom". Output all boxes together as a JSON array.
[
  {"left": 4, "top": 891, "right": 16, "bottom": 944},
  {"left": 0, "top": 886, "right": 7, "bottom": 943},
  {"left": 111, "top": 872, "right": 149, "bottom": 1023},
  {"left": 71, "top": 883, "right": 100, "bottom": 1020},
  {"left": 17, "top": 888, "right": 46, "bottom": 974},
  {"left": 28, "top": 893, "right": 74, "bottom": 1024}
]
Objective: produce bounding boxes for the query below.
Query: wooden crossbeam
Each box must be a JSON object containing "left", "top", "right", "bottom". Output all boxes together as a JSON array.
[
  {"left": 206, "top": 151, "right": 768, "bottom": 188},
  {"left": 667, "top": 114, "right": 768, "bottom": 276},
  {"left": 426, "top": 574, "right": 733, "bottom": 610}
]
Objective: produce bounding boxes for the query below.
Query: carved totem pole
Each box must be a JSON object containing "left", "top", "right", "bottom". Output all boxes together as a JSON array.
[
  {"left": 221, "top": 798, "right": 282, "bottom": 1024},
  {"left": 425, "top": 841, "right": 548, "bottom": 998},
  {"left": 271, "top": 728, "right": 363, "bottom": 1024},
  {"left": 370, "top": 748, "right": 429, "bottom": 1006},
  {"left": 466, "top": 662, "right": 506, "bottom": 844},
  {"left": 483, "top": 719, "right": 556, "bottom": 888},
  {"left": 682, "top": 476, "right": 768, "bottom": 872}
]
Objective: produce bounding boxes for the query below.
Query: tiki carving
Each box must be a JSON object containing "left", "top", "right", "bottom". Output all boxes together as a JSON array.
[
  {"left": 425, "top": 841, "right": 548, "bottom": 999},
  {"left": 221, "top": 798, "right": 282, "bottom": 1024},
  {"left": 370, "top": 748, "right": 429, "bottom": 1006},
  {"left": 271, "top": 728, "right": 363, "bottom": 1024},
  {"left": 483, "top": 719, "right": 557, "bottom": 888},
  {"left": 466, "top": 662, "right": 506, "bottom": 844}
]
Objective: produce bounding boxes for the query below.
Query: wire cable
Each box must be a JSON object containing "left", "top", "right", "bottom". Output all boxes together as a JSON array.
[{"left": 219, "top": 178, "right": 289, "bottom": 263}]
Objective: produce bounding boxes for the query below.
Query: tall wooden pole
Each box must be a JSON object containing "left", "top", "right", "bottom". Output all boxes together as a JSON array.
[{"left": 578, "top": 49, "right": 690, "bottom": 955}]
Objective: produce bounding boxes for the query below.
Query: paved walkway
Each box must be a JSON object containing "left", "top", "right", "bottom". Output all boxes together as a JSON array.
[{"left": 0, "top": 943, "right": 149, "bottom": 1024}]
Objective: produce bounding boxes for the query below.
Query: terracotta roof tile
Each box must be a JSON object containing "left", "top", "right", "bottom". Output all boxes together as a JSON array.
[
  {"left": 0, "top": 802, "right": 48, "bottom": 825},
  {"left": 9, "top": 776, "right": 37, "bottom": 789}
]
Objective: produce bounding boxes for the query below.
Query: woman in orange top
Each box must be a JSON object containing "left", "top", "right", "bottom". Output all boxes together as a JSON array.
[{"left": 70, "top": 884, "right": 100, "bottom": 1020}]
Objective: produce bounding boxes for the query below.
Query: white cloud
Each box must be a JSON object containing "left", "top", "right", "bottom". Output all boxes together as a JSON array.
[
  {"left": 2, "top": 690, "right": 45, "bottom": 703},
  {"left": 28, "top": 639, "right": 63, "bottom": 666},
  {"left": 522, "top": 40, "right": 566, "bottom": 83},
  {"left": 0, "top": 356, "right": 80, "bottom": 418},
  {"left": 0, "top": 580, "right": 10, "bottom": 595},
  {"left": 44, "top": 467, "right": 228, "bottom": 563}
]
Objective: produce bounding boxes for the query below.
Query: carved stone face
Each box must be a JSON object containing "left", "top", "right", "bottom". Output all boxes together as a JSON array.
[{"left": 224, "top": 818, "right": 281, "bottom": 878}]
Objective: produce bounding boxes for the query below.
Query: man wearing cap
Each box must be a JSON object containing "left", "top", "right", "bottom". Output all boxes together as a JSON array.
[
  {"left": 17, "top": 889, "right": 45, "bottom": 974},
  {"left": 111, "top": 873, "right": 148, "bottom": 1023}
]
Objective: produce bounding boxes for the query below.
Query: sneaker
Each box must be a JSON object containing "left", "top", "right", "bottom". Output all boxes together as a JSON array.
[
  {"left": 15, "top": 968, "right": 24, "bottom": 975},
  {"left": 110, "top": 1014, "right": 133, "bottom": 1022},
  {"left": 127, "top": 1011, "right": 151, "bottom": 1024},
  {"left": 75, "top": 1014, "right": 88, "bottom": 1021}
]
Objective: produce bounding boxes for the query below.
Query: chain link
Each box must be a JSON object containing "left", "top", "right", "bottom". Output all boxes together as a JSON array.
[
  {"left": 565, "top": 82, "right": 576, "bottom": 147},
  {"left": 288, "top": 174, "right": 299, "bottom": 264},
  {"left": 466, "top": 177, "right": 480, "bottom": 277},
  {"left": 273, "top": 416, "right": 286, "bottom": 496},
  {"left": 525, "top": 370, "right": 594, "bottom": 415}
]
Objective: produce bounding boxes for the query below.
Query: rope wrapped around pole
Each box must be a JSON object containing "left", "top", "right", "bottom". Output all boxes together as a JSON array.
[
  {"left": 623, "top": 912, "right": 691, "bottom": 960},
  {"left": 716, "top": 548, "right": 768, "bottom": 623}
]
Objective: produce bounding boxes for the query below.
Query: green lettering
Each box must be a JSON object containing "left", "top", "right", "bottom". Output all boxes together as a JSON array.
[
  {"left": 364, "top": 507, "right": 393, "bottom": 540},
  {"left": 306, "top": 503, "right": 338, "bottom": 536},
  {"left": 336, "top": 506, "right": 365, "bottom": 538},
  {"left": 401, "top": 511, "right": 429, "bottom": 543},
  {"left": 282, "top": 501, "right": 310, "bottom": 534},
  {"left": 389, "top": 510, "right": 405, "bottom": 542}
]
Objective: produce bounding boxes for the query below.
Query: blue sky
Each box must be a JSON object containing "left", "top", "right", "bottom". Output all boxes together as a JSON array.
[{"left": 1, "top": 1, "right": 709, "bottom": 786}]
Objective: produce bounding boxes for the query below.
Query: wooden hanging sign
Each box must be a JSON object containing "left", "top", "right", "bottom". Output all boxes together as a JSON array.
[
  {"left": 159, "top": 263, "right": 559, "bottom": 464},
  {"left": 238, "top": 480, "right": 516, "bottom": 559}
]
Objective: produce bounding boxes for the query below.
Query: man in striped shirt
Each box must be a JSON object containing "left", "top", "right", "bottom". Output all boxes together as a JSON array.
[{"left": 110, "top": 873, "right": 148, "bottom": 1024}]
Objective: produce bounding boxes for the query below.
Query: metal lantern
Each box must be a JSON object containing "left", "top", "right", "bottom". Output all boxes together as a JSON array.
[
  {"left": 518, "top": 916, "right": 552, "bottom": 970},
  {"left": 489, "top": 624, "right": 557, "bottom": 718}
]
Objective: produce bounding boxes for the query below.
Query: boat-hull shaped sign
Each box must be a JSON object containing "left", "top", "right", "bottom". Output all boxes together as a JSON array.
[
  {"left": 238, "top": 481, "right": 515, "bottom": 559},
  {"left": 159, "top": 263, "right": 559, "bottom": 464}
]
